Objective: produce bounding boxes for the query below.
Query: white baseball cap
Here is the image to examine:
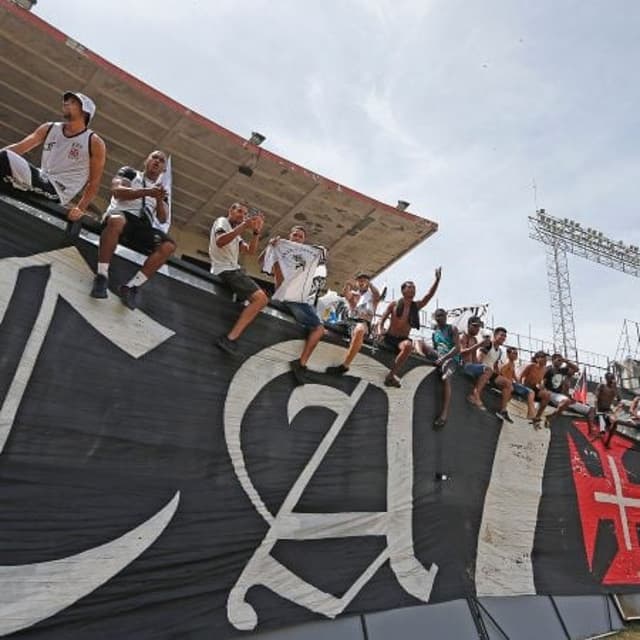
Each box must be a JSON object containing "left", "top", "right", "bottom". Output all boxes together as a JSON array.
[{"left": 63, "top": 91, "right": 96, "bottom": 123}]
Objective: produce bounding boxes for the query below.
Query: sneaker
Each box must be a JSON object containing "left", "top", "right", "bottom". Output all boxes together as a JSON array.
[
  {"left": 90, "top": 274, "right": 108, "bottom": 299},
  {"left": 118, "top": 285, "right": 139, "bottom": 310},
  {"left": 326, "top": 364, "right": 349, "bottom": 376},
  {"left": 215, "top": 335, "right": 238, "bottom": 355},
  {"left": 290, "top": 359, "right": 308, "bottom": 386},
  {"left": 441, "top": 360, "right": 456, "bottom": 381},
  {"left": 384, "top": 373, "right": 402, "bottom": 388},
  {"left": 495, "top": 409, "right": 514, "bottom": 424}
]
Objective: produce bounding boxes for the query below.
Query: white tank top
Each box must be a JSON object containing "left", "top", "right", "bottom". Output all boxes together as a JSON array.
[{"left": 41, "top": 122, "right": 93, "bottom": 204}]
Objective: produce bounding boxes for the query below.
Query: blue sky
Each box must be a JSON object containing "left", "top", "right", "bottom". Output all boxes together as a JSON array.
[{"left": 34, "top": 0, "right": 640, "bottom": 362}]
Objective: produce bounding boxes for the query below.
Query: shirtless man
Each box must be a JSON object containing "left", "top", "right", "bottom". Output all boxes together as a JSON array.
[
  {"left": 377, "top": 267, "right": 441, "bottom": 387},
  {"left": 596, "top": 372, "right": 621, "bottom": 445},
  {"left": 501, "top": 346, "right": 536, "bottom": 419},
  {"left": 519, "top": 351, "right": 552, "bottom": 425},
  {"left": 459, "top": 316, "right": 490, "bottom": 370}
]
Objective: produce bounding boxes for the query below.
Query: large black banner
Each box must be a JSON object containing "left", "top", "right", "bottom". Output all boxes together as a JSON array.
[{"left": 0, "top": 199, "right": 639, "bottom": 639}]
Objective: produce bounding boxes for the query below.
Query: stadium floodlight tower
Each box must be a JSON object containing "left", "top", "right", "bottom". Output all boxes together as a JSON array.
[{"left": 528, "top": 209, "right": 640, "bottom": 362}]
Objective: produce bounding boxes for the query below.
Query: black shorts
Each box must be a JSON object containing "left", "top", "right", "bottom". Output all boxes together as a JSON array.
[
  {"left": 106, "top": 212, "right": 174, "bottom": 255},
  {"left": 383, "top": 334, "right": 409, "bottom": 353},
  {"left": 217, "top": 268, "right": 260, "bottom": 301}
]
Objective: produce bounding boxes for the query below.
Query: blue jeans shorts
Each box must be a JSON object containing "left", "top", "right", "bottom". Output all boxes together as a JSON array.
[{"left": 283, "top": 302, "right": 322, "bottom": 329}]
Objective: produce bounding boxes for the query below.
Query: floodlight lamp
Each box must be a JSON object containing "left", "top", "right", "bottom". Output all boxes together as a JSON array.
[
  {"left": 396, "top": 200, "right": 410, "bottom": 211},
  {"left": 248, "top": 131, "right": 266, "bottom": 147}
]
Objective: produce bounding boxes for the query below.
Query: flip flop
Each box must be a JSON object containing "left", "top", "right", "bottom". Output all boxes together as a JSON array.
[
  {"left": 433, "top": 417, "right": 447, "bottom": 430},
  {"left": 466, "top": 396, "right": 487, "bottom": 412}
]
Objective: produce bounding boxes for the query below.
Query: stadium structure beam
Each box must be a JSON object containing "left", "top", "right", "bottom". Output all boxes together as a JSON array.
[{"left": 528, "top": 208, "right": 640, "bottom": 361}]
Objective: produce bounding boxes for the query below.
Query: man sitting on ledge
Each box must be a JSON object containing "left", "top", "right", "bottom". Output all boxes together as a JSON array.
[
  {"left": 0, "top": 91, "right": 105, "bottom": 222},
  {"left": 544, "top": 353, "right": 596, "bottom": 428},
  {"left": 210, "top": 202, "right": 267, "bottom": 354},
  {"left": 377, "top": 267, "right": 441, "bottom": 388},
  {"left": 326, "top": 273, "right": 381, "bottom": 376},
  {"left": 262, "top": 225, "right": 326, "bottom": 385},
  {"left": 90, "top": 150, "right": 175, "bottom": 310}
]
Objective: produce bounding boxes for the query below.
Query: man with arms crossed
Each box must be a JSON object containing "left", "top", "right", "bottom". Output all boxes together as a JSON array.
[
  {"left": 0, "top": 91, "right": 105, "bottom": 222},
  {"left": 210, "top": 202, "right": 267, "bottom": 354},
  {"left": 377, "top": 267, "right": 441, "bottom": 388}
]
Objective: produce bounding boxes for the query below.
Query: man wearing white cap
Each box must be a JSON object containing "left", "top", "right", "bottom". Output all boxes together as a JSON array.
[{"left": 0, "top": 91, "right": 106, "bottom": 221}]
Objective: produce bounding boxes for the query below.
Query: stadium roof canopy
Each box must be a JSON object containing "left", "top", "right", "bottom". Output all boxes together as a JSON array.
[{"left": 0, "top": 0, "right": 438, "bottom": 287}]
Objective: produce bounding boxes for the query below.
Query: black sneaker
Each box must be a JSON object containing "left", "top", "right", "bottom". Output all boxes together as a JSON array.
[
  {"left": 290, "top": 359, "right": 308, "bottom": 386},
  {"left": 384, "top": 373, "right": 402, "bottom": 388},
  {"left": 326, "top": 364, "right": 349, "bottom": 376},
  {"left": 496, "top": 409, "right": 514, "bottom": 424},
  {"left": 216, "top": 335, "right": 238, "bottom": 355},
  {"left": 118, "top": 285, "right": 139, "bottom": 310},
  {"left": 90, "top": 274, "right": 108, "bottom": 299}
]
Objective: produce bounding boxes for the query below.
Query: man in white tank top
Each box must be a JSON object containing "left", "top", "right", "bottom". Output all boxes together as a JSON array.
[
  {"left": 326, "top": 272, "right": 381, "bottom": 376},
  {"left": 0, "top": 91, "right": 106, "bottom": 221}
]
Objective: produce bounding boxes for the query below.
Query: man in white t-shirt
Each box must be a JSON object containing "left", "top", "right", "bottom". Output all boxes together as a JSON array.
[
  {"left": 469, "top": 326, "right": 514, "bottom": 422},
  {"left": 210, "top": 202, "right": 267, "bottom": 354}
]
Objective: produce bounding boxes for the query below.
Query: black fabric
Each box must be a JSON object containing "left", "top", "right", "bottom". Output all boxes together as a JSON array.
[
  {"left": 2, "top": 200, "right": 640, "bottom": 639},
  {"left": 395, "top": 298, "right": 421, "bottom": 330},
  {"left": 115, "top": 165, "right": 137, "bottom": 181}
]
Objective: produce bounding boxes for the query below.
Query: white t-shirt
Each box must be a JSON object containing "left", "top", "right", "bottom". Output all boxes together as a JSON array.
[
  {"left": 209, "top": 217, "right": 242, "bottom": 275},
  {"left": 348, "top": 288, "right": 375, "bottom": 322},
  {"left": 262, "top": 239, "right": 326, "bottom": 303}
]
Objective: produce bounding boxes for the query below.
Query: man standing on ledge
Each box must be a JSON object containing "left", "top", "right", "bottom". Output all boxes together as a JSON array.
[
  {"left": 377, "top": 267, "right": 442, "bottom": 388},
  {"left": 90, "top": 150, "right": 175, "bottom": 310},
  {"left": 210, "top": 202, "right": 268, "bottom": 354},
  {"left": 0, "top": 91, "right": 106, "bottom": 221}
]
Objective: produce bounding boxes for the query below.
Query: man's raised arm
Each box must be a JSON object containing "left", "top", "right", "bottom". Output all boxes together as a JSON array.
[{"left": 417, "top": 267, "right": 442, "bottom": 310}]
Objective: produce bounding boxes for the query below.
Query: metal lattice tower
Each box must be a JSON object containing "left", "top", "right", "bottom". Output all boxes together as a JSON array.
[
  {"left": 544, "top": 241, "right": 578, "bottom": 361},
  {"left": 528, "top": 209, "right": 640, "bottom": 361}
]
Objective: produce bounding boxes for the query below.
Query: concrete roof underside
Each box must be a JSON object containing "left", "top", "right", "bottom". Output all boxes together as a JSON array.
[{"left": 0, "top": 1, "right": 438, "bottom": 287}]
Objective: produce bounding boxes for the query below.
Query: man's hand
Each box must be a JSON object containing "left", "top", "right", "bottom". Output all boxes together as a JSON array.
[
  {"left": 67, "top": 206, "right": 85, "bottom": 222},
  {"left": 146, "top": 185, "right": 165, "bottom": 200}
]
